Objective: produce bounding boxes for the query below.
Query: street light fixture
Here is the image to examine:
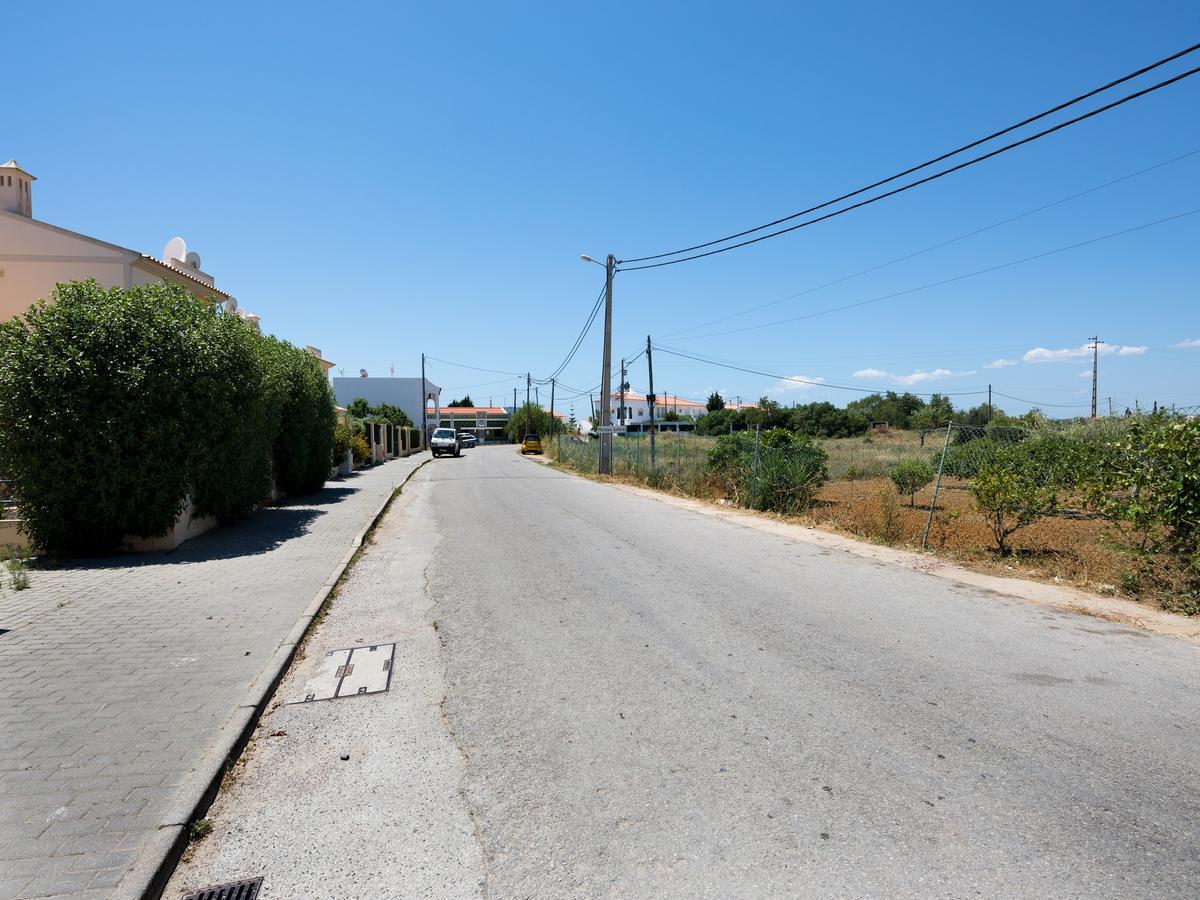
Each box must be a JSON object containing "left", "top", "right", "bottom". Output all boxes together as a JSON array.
[{"left": 581, "top": 252, "right": 615, "bottom": 474}]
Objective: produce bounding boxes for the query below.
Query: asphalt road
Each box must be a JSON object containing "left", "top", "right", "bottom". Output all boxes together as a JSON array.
[{"left": 172, "top": 444, "right": 1200, "bottom": 898}]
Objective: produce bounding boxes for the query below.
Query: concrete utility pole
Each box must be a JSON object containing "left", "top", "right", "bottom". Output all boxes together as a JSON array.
[
  {"left": 1108, "top": 396, "right": 1114, "bottom": 417},
  {"left": 619, "top": 357, "right": 626, "bottom": 437},
  {"left": 987, "top": 384, "right": 992, "bottom": 422},
  {"left": 421, "top": 353, "right": 428, "bottom": 447},
  {"left": 549, "top": 378, "right": 556, "bottom": 446},
  {"left": 580, "top": 253, "right": 616, "bottom": 474},
  {"left": 646, "top": 335, "right": 656, "bottom": 468},
  {"left": 526, "top": 372, "right": 531, "bottom": 432},
  {"left": 1089, "top": 335, "right": 1103, "bottom": 419}
]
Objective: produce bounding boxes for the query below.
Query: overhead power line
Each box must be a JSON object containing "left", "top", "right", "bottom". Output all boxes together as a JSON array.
[
  {"left": 662, "top": 147, "right": 1200, "bottom": 338},
  {"left": 619, "top": 50, "right": 1200, "bottom": 270},
  {"left": 655, "top": 346, "right": 989, "bottom": 399},
  {"left": 534, "top": 281, "right": 607, "bottom": 384},
  {"left": 992, "top": 390, "right": 1091, "bottom": 410},
  {"left": 668, "top": 206, "right": 1200, "bottom": 340},
  {"left": 425, "top": 355, "right": 524, "bottom": 377}
]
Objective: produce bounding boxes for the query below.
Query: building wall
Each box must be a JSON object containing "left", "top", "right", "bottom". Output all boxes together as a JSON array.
[
  {"left": 332, "top": 377, "right": 441, "bottom": 428},
  {"left": 0, "top": 212, "right": 132, "bottom": 320}
]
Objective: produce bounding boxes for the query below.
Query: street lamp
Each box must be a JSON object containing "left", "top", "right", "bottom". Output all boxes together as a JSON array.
[{"left": 581, "top": 253, "right": 615, "bottom": 474}]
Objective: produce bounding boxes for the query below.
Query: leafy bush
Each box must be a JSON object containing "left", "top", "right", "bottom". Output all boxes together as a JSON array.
[
  {"left": 970, "top": 444, "right": 1058, "bottom": 554},
  {"left": 505, "top": 403, "right": 556, "bottom": 441},
  {"left": 0, "top": 282, "right": 234, "bottom": 553},
  {"left": 333, "top": 421, "right": 354, "bottom": 465},
  {"left": 707, "top": 429, "right": 827, "bottom": 513},
  {"left": 1083, "top": 414, "right": 1200, "bottom": 598},
  {"left": 889, "top": 457, "right": 934, "bottom": 506},
  {"left": 351, "top": 432, "right": 372, "bottom": 465},
  {"left": 0, "top": 280, "right": 335, "bottom": 555},
  {"left": 261, "top": 336, "right": 337, "bottom": 495},
  {"left": 942, "top": 438, "right": 999, "bottom": 478}
]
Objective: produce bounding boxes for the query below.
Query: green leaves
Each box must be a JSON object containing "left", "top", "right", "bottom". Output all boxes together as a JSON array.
[
  {"left": 707, "top": 429, "right": 828, "bottom": 514},
  {"left": 0, "top": 280, "right": 337, "bottom": 555},
  {"left": 970, "top": 444, "right": 1058, "bottom": 554},
  {"left": 889, "top": 457, "right": 934, "bottom": 506}
]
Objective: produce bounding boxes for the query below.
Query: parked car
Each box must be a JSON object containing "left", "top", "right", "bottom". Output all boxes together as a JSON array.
[
  {"left": 458, "top": 432, "right": 478, "bottom": 448},
  {"left": 430, "top": 427, "right": 461, "bottom": 458},
  {"left": 521, "top": 434, "right": 543, "bottom": 455}
]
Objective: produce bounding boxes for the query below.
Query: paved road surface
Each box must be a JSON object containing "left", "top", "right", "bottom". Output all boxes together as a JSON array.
[
  {"left": 171, "top": 445, "right": 1200, "bottom": 898},
  {"left": 0, "top": 456, "right": 425, "bottom": 900}
]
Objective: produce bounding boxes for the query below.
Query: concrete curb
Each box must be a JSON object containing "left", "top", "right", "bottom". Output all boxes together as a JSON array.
[{"left": 123, "top": 456, "right": 431, "bottom": 900}]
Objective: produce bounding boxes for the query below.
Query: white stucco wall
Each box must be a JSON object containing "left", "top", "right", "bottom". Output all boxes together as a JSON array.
[{"left": 332, "top": 377, "right": 442, "bottom": 428}]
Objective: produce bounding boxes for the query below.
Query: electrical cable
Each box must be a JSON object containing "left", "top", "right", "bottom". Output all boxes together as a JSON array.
[
  {"left": 666, "top": 206, "right": 1200, "bottom": 340},
  {"left": 619, "top": 61, "right": 1200, "bottom": 270},
  {"left": 533, "top": 281, "right": 607, "bottom": 384},
  {"left": 992, "top": 390, "right": 1091, "bottom": 409},
  {"left": 425, "top": 355, "right": 524, "bottom": 377},
  {"left": 655, "top": 346, "right": 990, "bottom": 398},
  {"left": 661, "top": 147, "right": 1200, "bottom": 338}
]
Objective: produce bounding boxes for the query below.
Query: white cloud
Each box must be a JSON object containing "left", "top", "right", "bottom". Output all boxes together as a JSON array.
[
  {"left": 853, "top": 367, "right": 976, "bottom": 386},
  {"left": 984, "top": 358, "right": 1018, "bottom": 368},
  {"left": 769, "top": 375, "right": 826, "bottom": 394},
  {"left": 1023, "top": 342, "right": 1148, "bottom": 363},
  {"left": 1076, "top": 370, "right": 1092, "bottom": 379},
  {"left": 1173, "top": 339, "right": 1200, "bottom": 349}
]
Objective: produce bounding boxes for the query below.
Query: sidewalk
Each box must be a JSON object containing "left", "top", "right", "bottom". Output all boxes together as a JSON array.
[{"left": 0, "top": 454, "right": 427, "bottom": 900}]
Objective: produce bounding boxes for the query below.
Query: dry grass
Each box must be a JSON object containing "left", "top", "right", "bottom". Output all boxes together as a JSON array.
[{"left": 549, "top": 433, "right": 1188, "bottom": 614}]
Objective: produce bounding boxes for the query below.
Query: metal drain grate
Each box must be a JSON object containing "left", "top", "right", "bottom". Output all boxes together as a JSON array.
[
  {"left": 291, "top": 641, "right": 397, "bottom": 703},
  {"left": 182, "top": 876, "right": 263, "bottom": 900}
]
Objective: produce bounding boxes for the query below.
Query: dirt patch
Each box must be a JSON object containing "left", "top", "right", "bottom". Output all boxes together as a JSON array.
[{"left": 805, "top": 476, "right": 1144, "bottom": 600}]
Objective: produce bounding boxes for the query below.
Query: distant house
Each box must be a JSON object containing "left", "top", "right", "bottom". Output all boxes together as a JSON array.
[
  {"left": 593, "top": 391, "right": 711, "bottom": 432},
  {"left": 434, "top": 406, "right": 510, "bottom": 443}
]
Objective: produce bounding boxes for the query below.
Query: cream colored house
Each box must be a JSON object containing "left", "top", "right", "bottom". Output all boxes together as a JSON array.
[{"left": 0, "top": 159, "right": 230, "bottom": 321}]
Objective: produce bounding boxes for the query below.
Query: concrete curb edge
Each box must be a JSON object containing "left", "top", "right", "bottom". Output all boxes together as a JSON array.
[{"left": 124, "top": 455, "right": 431, "bottom": 900}]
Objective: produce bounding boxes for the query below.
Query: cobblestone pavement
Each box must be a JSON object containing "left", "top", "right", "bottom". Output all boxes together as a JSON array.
[{"left": 0, "top": 455, "right": 426, "bottom": 900}]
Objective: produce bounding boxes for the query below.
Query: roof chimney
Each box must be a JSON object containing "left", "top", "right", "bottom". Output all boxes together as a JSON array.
[{"left": 1, "top": 160, "right": 35, "bottom": 217}]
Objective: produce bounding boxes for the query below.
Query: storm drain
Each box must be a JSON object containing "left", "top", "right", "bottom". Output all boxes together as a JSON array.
[
  {"left": 182, "top": 876, "right": 263, "bottom": 900},
  {"left": 292, "top": 642, "right": 396, "bottom": 703}
]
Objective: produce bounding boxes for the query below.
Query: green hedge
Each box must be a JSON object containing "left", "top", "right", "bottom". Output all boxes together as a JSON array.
[{"left": 0, "top": 280, "right": 336, "bottom": 556}]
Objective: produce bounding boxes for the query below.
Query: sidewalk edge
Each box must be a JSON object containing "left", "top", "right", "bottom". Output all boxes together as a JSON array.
[{"left": 124, "top": 456, "right": 430, "bottom": 900}]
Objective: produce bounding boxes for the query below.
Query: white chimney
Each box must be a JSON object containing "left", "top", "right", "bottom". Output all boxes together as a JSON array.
[{"left": 0, "top": 160, "right": 35, "bottom": 217}]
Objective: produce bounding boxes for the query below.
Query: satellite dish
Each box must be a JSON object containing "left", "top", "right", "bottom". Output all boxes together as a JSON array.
[
  {"left": 225, "top": 296, "right": 239, "bottom": 314},
  {"left": 163, "top": 236, "right": 186, "bottom": 263},
  {"left": 185, "top": 250, "right": 202, "bottom": 270},
  {"left": 359, "top": 368, "right": 369, "bottom": 378}
]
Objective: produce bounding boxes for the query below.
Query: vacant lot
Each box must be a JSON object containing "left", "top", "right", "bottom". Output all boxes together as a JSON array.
[{"left": 553, "top": 430, "right": 1169, "bottom": 610}]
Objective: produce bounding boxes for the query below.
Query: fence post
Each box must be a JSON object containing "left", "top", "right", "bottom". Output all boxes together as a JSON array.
[{"left": 921, "top": 420, "right": 953, "bottom": 551}]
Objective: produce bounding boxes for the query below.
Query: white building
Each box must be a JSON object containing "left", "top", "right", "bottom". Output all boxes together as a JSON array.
[
  {"left": 595, "top": 391, "right": 708, "bottom": 431},
  {"left": 332, "top": 376, "right": 442, "bottom": 433},
  {"left": 0, "top": 160, "right": 231, "bottom": 320}
]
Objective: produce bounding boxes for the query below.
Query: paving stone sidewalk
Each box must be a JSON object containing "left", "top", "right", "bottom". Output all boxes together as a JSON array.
[{"left": 0, "top": 455, "right": 427, "bottom": 900}]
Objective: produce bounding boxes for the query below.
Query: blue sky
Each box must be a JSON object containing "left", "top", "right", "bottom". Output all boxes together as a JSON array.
[{"left": 11, "top": 1, "right": 1199, "bottom": 417}]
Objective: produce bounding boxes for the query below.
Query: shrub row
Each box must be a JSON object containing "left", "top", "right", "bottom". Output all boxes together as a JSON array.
[
  {"left": 706, "top": 429, "right": 828, "bottom": 514},
  {"left": 0, "top": 280, "right": 336, "bottom": 556}
]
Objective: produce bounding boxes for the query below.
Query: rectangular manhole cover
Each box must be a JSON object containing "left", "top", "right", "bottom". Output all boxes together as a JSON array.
[
  {"left": 293, "top": 642, "right": 395, "bottom": 703},
  {"left": 182, "top": 876, "right": 262, "bottom": 900}
]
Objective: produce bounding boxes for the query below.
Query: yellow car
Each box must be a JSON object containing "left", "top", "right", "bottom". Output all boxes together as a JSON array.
[{"left": 521, "top": 434, "right": 543, "bottom": 455}]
